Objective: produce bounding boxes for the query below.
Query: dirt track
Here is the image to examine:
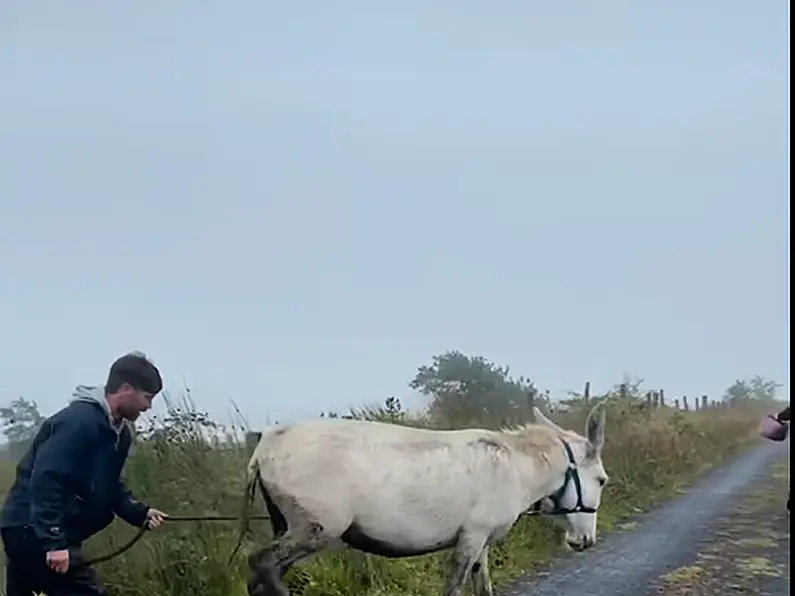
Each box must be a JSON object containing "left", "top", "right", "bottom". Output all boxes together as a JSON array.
[
  {"left": 502, "top": 440, "right": 790, "bottom": 596},
  {"left": 647, "top": 457, "right": 790, "bottom": 595}
]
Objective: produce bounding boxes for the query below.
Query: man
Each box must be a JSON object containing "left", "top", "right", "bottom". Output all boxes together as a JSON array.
[{"left": 0, "top": 351, "right": 169, "bottom": 595}]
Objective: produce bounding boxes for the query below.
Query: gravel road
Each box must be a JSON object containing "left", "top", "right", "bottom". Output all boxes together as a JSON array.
[{"left": 501, "top": 440, "right": 790, "bottom": 596}]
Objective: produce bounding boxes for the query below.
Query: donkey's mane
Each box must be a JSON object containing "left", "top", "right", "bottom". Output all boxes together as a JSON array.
[{"left": 496, "top": 421, "right": 585, "bottom": 467}]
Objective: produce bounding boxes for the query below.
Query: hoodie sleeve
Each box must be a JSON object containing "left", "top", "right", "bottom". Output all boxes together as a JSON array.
[
  {"left": 29, "top": 417, "right": 95, "bottom": 552},
  {"left": 111, "top": 479, "right": 149, "bottom": 527}
]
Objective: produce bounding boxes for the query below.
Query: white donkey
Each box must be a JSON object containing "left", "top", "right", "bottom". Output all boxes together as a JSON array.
[{"left": 239, "top": 404, "right": 608, "bottom": 596}]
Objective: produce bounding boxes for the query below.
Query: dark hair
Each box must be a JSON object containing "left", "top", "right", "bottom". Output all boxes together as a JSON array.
[{"left": 105, "top": 351, "right": 163, "bottom": 395}]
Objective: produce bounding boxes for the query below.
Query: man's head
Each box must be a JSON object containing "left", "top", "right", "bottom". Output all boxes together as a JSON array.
[{"left": 104, "top": 351, "right": 162, "bottom": 422}]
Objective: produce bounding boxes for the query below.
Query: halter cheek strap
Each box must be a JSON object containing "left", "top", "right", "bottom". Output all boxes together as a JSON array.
[{"left": 530, "top": 438, "right": 598, "bottom": 516}]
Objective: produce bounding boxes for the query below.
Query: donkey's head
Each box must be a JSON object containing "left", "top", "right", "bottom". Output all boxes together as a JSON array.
[{"left": 532, "top": 404, "right": 608, "bottom": 551}]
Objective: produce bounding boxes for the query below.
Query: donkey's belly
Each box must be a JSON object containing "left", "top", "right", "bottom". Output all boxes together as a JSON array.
[{"left": 340, "top": 520, "right": 459, "bottom": 558}]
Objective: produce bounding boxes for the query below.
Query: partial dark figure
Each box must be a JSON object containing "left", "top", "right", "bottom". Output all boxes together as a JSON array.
[
  {"left": 774, "top": 405, "right": 790, "bottom": 512},
  {"left": 0, "top": 352, "right": 169, "bottom": 595}
]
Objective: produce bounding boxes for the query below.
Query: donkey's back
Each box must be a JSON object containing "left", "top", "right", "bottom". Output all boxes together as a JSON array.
[
  {"left": 253, "top": 417, "right": 495, "bottom": 456},
  {"left": 250, "top": 418, "right": 514, "bottom": 486}
]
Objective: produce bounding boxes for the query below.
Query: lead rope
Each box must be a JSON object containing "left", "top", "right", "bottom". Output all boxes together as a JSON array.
[{"left": 74, "top": 514, "right": 272, "bottom": 569}]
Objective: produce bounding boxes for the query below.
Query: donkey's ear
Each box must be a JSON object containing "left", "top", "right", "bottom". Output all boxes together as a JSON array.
[
  {"left": 584, "top": 404, "right": 606, "bottom": 454},
  {"left": 532, "top": 406, "right": 565, "bottom": 434}
]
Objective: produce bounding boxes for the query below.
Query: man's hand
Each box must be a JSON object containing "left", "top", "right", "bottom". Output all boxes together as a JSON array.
[
  {"left": 46, "top": 549, "right": 70, "bottom": 574},
  {"left": 145, "top": 508, "right": 168, "bottom": 530}
]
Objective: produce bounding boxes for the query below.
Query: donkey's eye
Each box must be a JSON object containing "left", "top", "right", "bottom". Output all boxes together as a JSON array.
[{"left": 597, "top": 477, "right": 607, "bottom": 487}]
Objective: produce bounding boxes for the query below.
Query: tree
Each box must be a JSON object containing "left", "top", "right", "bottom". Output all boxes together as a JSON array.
[
  {"left": 0, "top": 397, "right": 45, "bottom": 459},
  {"left": 724, "top": 375, "right": 782, "bottom": 404},
  {"left": 724, "top": 379, "right": 750, "bottom": 403},
  {"left": 409, "top": 351, "right": 539, "bottom": 428},
  {"left": 747, "top": 375, "right": 782, "bottom": 401},
  {"left": 0, "top": 397, "right": 44, "bottom": 444}
]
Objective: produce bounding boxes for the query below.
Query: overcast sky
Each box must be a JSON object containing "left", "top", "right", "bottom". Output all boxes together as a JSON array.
[{"left": 0, "top": 1, "right": 789, "bottom": 430}]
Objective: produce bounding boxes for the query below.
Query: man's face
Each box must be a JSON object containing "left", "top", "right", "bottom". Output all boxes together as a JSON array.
[{"left": 118, "top": 384, "right": 155, "bottom": 422}]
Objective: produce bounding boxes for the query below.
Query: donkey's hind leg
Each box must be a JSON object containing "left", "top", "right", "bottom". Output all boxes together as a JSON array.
[
  {"left": 272, "top": 520, "right": 329, "bottom": 574},
  {"left": 247, "top": 548, "right": 286, "bottom": 596},
  {"left": 248, "top": 518, "right": 332, "bottom": 596},
  {"left": 470, "top": 546, "right": 493, "bottom": 596},
  {"left": 443, "top": 531, "right": 489, "bottom": 596}
]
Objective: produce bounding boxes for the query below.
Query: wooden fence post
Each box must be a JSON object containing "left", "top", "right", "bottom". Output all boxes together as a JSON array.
[
  {"left": 701, "top": 395, "right": 708, "bottom": 410},
  {"left": 683, "top": 396, "right": 689, "bottom": 411},
  {"left": 674, "top": 398, "right": 680, "bottom": 410},
  {"left": 659, "top": 389, "right": 665, "bottom": 408},
  {"left": 583, "top": 381, "right": 590, "bottom": 404}
]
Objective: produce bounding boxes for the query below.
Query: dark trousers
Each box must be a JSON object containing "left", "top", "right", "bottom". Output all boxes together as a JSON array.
[{"left": 1, "top": 526, "right": 107, "bottom": 596}]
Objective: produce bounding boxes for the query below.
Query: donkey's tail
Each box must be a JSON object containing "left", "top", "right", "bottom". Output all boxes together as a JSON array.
[{"left": 227, "top": 453, "right": 262, "bottom": 565}]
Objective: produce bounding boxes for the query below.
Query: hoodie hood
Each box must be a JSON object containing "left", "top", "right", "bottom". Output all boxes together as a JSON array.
[{"left": 71, "top": 385, "right": 125, "bottom": 434}]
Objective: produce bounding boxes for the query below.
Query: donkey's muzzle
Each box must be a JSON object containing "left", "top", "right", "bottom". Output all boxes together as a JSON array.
[{"left": 566, "top": 535, "right": 595, "bottom": 551}]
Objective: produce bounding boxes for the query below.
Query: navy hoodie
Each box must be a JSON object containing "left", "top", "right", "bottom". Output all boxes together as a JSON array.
[{"left": 0, "top": 385, "right": 150, "bottom": 551}]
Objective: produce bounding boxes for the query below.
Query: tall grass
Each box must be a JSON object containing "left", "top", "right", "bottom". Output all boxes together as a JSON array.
[{"left": 0, "top": 397, "right": 773, "bottom": 596}]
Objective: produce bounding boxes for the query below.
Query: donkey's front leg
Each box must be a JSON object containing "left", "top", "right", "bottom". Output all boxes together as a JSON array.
[
  {"left": 442, "top": 532, "right": 488, "bottom": 596},
  {"left": 470, "top": 546, "right": 493, "bottom": 596}
]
